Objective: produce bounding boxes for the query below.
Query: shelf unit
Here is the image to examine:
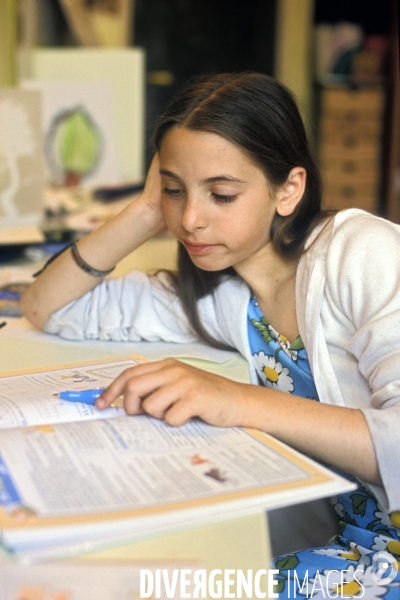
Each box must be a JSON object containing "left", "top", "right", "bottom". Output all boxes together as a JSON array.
[
  {"left": 313, "top": 0, "right": 399, "bottom": 221},
  {"left": 317, "top": 81, "right": 386, "bottom": 214}
]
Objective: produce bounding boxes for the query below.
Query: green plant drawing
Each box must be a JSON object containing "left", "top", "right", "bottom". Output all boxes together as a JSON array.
[{"left": 47, "top": 106, "right": 102, "bottom": 187}]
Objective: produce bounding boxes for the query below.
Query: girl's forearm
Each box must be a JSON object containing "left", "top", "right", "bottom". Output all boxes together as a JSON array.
[
  {"left": 20, "top": 198, "right": 165, "bottom": 330},
  {"left": 242, "top": 387, "right": 381, "bottom": 485}
]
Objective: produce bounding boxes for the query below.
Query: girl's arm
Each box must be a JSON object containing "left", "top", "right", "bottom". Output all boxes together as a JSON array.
[
  {"left": 20, "top": 156, "right": 165, "bottom": 331},
  {"left": 96, "top": 358, "right": 382, "bottom": 487}
]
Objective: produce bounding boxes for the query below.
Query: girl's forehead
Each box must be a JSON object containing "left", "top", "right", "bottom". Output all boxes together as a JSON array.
[
  {"left": 159, "top": 126, "right": 273, "bottom": 187},
  {"left": 161, "top": 126, "right": 231, "bottom": 147},
  {"left": 160, "top": 127, "right": 259, "bottom": 168}
]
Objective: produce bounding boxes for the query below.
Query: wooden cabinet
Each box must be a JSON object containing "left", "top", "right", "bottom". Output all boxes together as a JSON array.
[{"left": 318, "top": 85, "right": 385, "bottom": 213}]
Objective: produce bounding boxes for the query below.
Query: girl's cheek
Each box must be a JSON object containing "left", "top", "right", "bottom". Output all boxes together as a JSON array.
[
  {"left": 161, "top": 203, "right": 180, "bottom": 230},
  {"left": 161, "top": 199, "right": 171, "bottom": 220}
]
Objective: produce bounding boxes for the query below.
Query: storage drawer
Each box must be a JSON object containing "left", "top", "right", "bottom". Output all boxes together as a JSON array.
[
  {"left": 320, "top": 88, "right": 385, "bottom": 114},
  {"left": 320, "top": 142, "right": 380, "bottom": 162},
  {"left": 323, "top": 183, "right": 378, "bottom": 212},
  {"left": 320, "top": 116, "right": 381, "bottom": 137},
  {"left": 322, "top": 167, "right": 379, "bottom": 188},
  {"left": 319, "top": 157, "right": 379, "bottom": 174},
  {"left": 320, "top": 128, "right": 380, "bottom": 146},
  {"left": 318, "top": 85, "right": 384, "bottom": 215}
]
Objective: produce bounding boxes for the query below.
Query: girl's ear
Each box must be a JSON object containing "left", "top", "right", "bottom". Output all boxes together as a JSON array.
[{"left": 276, "top": 167, "right": 306, "bottom": 217}]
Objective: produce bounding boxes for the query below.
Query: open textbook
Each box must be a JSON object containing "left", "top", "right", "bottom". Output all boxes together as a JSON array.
[{"left": 0, "top": 356, "right": 356, "bottom": 561}]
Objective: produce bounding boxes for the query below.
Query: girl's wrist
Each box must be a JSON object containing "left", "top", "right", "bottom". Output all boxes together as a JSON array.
[{"left": 123, "top": 194, "right": 165, "bottom": 234}]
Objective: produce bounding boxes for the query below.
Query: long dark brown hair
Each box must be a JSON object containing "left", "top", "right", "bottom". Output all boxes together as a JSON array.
[{"left": 153, "top": 72, "right": 326, "bottom": 348}]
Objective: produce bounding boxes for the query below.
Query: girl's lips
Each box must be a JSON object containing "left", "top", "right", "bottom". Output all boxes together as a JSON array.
[{"left": 183, "top": 241, "right": 219, "bottom": 255}]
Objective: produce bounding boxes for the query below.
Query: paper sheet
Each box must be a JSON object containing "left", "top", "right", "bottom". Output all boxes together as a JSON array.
[{"left": 0, "top": 416, "right": 311, "bottom": 518}]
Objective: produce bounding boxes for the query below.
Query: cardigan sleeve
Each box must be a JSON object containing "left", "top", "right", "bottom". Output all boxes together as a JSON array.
[
  {"left": 45, "top": 269, "right": 252, "bottom": 347},
  {"left": 326, "top": 212, "right": 400, "bottom": 510},
  {"left": 44, "top": 269, "right": 251, "bottom": 351},
  {"left": 44, "top": 270, "right": 199, "bottom": 343}
]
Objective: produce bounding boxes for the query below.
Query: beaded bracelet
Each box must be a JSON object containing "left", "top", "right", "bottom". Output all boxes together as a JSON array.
[
  {"left": 70, "top": 242, "right": 115, "bottom": 278},
  {"left": 33, "top": 244, "right": 71, "bottom": 277}
]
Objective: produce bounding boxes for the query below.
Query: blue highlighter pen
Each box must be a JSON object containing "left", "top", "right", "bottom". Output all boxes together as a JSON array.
[{"left": 58, "top": 387, "right": 106, "bottom": 405}]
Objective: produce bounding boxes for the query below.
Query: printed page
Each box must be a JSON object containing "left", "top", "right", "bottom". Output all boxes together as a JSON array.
[
  {"left": 0, "top": 357, "right": 141, "bottom": 429},
  {"left": 0, "top": 561, "right": 199, "bottom": 600},
  {"left": 0, "top": 416, "right": 333, "bottom": 519},
  {"left": 0, "top": 416, "right": 356, "bottom": 557}
]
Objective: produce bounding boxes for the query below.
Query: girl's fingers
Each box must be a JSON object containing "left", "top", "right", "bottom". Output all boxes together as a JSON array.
[
  {"left": 163, "top": 399, "right": 197, "bottom": 427},
  {"left": 140, "top": 383, "right": 182, "bottom": 420},
  {"left": 96, "top": 359, "right": 179, "bottom": 410},
  {"left": 95, "top": 358, "right": 241, "bottom": 429},
  {"left": 134, "top": 379, "right": 201, "bottom": 424}
]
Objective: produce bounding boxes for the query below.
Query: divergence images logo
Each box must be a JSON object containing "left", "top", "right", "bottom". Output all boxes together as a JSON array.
[{"left": 372, "top": 552, "right": 399, "bottom": 585}]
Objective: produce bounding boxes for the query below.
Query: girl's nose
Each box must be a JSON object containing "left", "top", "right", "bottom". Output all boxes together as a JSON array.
[{"left": 181, "top": 197, "right": 208, "bottom": 232}]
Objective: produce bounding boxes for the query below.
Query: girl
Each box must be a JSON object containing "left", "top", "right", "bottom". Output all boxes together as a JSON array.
[{"left": 20, "top": 73, "right": 400, "bottom": 598}]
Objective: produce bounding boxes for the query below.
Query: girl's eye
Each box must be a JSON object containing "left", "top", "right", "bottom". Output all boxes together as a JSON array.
[
  {"left": 162, "top": 187, "right": 183, "bottom": 197},
  {"left": 212, "top": 193, "right": 237, "bottom": 203}
]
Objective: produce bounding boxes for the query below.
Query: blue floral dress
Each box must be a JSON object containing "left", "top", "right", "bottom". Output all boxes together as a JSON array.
[{"left": 248, "top": 296, "right": 400, "bottom": 599}]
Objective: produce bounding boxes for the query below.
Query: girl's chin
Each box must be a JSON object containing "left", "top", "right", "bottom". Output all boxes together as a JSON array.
[
  {"left": 188, "top": 255, "right": 235, "bottom": 273},
  {"left": 177, "top": 241, "right": 236, "bottom": 272}
]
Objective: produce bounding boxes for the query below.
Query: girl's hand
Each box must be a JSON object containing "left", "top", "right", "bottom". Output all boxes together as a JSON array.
[
  {"left": 96, "top": 359, "right": 250, "bottom": 428},
  {"left": 20, "top": 154, "right": 168, "bottom": 331},
  {"left": 96, "top": 359, "right": 383, "bottom": 485},
  {"left": 137, "top": 154, "right": 167, "bottom": 234}
]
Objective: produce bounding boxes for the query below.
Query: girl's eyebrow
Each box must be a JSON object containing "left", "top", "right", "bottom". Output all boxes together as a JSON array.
[
  {"left": 159, "top": 169, "right": 181, "bottom": 180},
  {"left": 159, "top": 169, "right": 246, "bottom": 185},
  {"left": 202, "top": 175, "right": 246, "bottom": 184}
]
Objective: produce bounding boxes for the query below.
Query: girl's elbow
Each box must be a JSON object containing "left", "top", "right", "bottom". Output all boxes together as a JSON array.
[{"left": 19, "top": 292, "right": 48, "bottom": 331}]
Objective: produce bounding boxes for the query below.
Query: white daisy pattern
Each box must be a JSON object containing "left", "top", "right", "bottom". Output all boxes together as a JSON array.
[
  {"left": 375, "top": 509, "right": 400, "bottom": 532},
  {"left": 372, "top": 536, "right": 400, "bottom": 570},
  {"left": 373, "top": 537, "right": 391, "bottom": 553},
  {"left": 248, "top": 296, "right": 318, "bottom": 400},
  {"left": 312, "top": 542, "right": 372, "bottom": 566},
  {"left": 330, "top": 496, "right": 345, "bottom": 518},
  {"left": 268, "top": 323, "right": 299, "bottom": 361},
  {"left": 252, "top": 351, "right": 294, "bottom": 393}
]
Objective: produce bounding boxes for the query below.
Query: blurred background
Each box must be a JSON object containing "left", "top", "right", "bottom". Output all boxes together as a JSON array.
[{"left": 0, "top": 0, "right": 399, "bottom": 237}]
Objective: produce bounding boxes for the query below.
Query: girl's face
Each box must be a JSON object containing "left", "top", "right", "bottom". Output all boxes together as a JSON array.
[{"left": 159, "top": 127, "right": 284, "bottom": 273}]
